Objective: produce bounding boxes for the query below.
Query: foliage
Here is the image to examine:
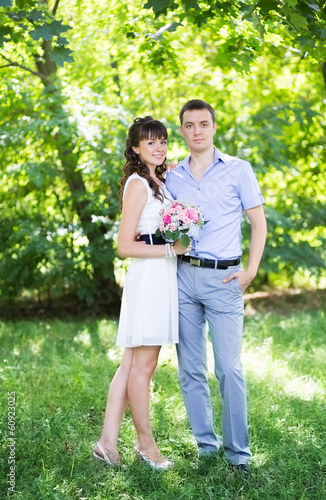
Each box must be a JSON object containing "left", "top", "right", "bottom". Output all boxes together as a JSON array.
[
  {"left": 0, "top": 308, "right": 325, "bottom": 498},
  {"left": 0, "top": 0, "right": 325, "bottom": 311},
  {"left": 144, "top": 0, "right": 326, "bottom": 62},
  {"left": 0, "top": 0, "right": 73, "bottom": 68},
  {"left": 0, "top": 1, "right": 126, "bottom": 310}
]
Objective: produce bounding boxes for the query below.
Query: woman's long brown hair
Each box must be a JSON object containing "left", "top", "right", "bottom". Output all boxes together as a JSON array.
[{"left": 119, "top": 116, "right": 168, "bottom": 208}]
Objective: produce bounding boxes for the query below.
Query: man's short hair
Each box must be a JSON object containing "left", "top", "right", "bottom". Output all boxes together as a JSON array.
[{"left": 179, "top": 99, "right": 215, "bottom": 125}]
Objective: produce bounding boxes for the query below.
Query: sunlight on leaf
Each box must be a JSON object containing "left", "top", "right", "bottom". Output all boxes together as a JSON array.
[
  {"left": 73, "top": 330, "right": 91, "bottom": 347},
  {"left": 30, "top": 338, "right": 45, "bottom": 355},
  {"left": 106, "top": 348, "right": 121, "bottom": 362},
  {"left": 264, "top": 33, "right": 283, "bottom": 46}
]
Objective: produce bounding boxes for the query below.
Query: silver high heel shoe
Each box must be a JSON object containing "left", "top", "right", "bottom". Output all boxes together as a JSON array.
[
  {"left": 93, "top": 442, "right": 119, "bottom": 466},
  {"left": 134, "top": 446, "right": 173, "bottom": 470}
]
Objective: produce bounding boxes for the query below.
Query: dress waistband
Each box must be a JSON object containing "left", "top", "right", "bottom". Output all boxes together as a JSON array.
[{"left": 139, "top": 234, "right": 165, "bottom": 245}]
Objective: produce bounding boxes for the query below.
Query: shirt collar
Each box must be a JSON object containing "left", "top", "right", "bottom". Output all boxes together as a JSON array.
[
  {"left": 180, "top": 147, "right": 225, "bottom": 172},
  {"left": 214, "top": 147, "right": 225, "bottom": 163}
]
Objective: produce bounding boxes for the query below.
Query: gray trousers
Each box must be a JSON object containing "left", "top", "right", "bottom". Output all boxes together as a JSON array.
[{"left": 176, "top": 260, "right": 251, "bottom": 465}]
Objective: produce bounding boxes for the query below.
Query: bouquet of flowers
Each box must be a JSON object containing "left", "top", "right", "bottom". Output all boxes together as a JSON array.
[{"left": 155, "top": 201, "right": 207, "bottom": 247}]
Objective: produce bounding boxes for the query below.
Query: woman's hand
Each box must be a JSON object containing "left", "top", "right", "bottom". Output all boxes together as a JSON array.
[
  {"left": 173, "top": 239, "right": 192, "bottom": 255},
  {"left": 167, "top": 161, "right": 179, "bottom": 171}
]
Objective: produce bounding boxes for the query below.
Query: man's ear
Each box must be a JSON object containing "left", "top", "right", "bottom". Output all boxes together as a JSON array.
[{"left": 179, "top": 126, "right": 184, "bottom": 137}]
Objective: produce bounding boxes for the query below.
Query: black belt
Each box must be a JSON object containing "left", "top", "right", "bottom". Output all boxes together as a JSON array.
[
  {"left": 139, "top": 234, "right": 165, "bottom": 245},
  {"left": 180, "top": 255, "right": 240, "bottom": 269}
]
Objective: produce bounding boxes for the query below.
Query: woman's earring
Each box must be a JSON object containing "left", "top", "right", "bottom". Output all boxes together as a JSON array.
[{"left": 137, "top": 155, "right": 141, "bottom": 165}]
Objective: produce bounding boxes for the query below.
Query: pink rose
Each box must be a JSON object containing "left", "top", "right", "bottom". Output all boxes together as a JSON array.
[
  {"left": 163, "top": 214, "right": 172, "bottom": 224},
  {"left": 187, "top": 208, "right": 199, "bottom": 223},
  {"left": 172, "top": 202, "right": 184, "bottom": 211},
  {"left": 178, "top": 211, "right": 190, "bottom": 224}
]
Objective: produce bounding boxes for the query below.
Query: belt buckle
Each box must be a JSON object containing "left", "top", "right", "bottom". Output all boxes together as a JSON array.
[{"left": 189, "top": 258, "right": 201, "bottom": 267}]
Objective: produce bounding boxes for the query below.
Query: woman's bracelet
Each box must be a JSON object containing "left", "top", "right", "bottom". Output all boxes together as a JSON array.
[{"left": 165, "top": 243, "right": 176, "bottom": 258}]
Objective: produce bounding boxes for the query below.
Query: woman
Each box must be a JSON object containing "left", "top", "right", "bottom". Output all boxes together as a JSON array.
[{"left": 93, "top": 116, "right": 190, "bottom": 469}]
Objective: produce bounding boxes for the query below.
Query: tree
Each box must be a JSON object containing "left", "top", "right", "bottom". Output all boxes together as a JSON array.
[
  {"left": 0, "top": 0, "right": 325, "bottom": 315},
  {"left": 0, "top": 0, "right": 122, "bottom": 312},
  {"left": 143, "top": 0, "right": 326, "bottom": 61}
]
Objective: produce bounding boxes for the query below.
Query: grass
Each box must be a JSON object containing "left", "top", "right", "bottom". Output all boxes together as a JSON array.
[{"left": 0, "top": 308, "right": 325, "bottom": 499}]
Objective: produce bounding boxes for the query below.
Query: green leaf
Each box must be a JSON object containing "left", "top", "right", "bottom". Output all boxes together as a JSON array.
[
  {"left": 264, "top": 33, "right": 283, "bottom": 46},
  {"left": 29, "top": 24, "right": 56, "bottom": 41},
  {"left": 180, "top": 233, "right": 190, "bottom": 247},
  {"left": 0, "top": 25, "right": 12, "bottom": 46},
  {"left": 50, "top": 20, "right": 73, "bottom": 35},
  {"left": 143, "top": 0, "right": 177, "bottom": 17},
  {"left": 126, "top": 31, "right": 137, "bottom": 38},
  {"left": 49, "top": 46, "right": 74, "bottom": 67},
  {"left": 144, "top": 0, "right": 170, "bottom": 14},
  {"left": 290, "top": 12, "right": 308, "bottom": 31},
  {"left": 29, "top": 20, "right": 72, "bottom": 42},
  {"left": 319, "top": 28, "right": 326, "bottom": 39},
  {"left": 0, "top": 0, "right": 12, "bottom": 6},
  {"left": 155, "top": 228, "right": 162, "bottom": 237},
  {"left": 57, "top": 36, "right": 69, "bottom": 46},
  {"left": 171, "top": 230, "right": 180, "bottom": 241},
  {"left": 252, "top": 12, "right": 265, "bottom": 38},
  {"left": 183, "top": 0, "right": 200, "bottom": 11},
  {"left": 165, "top": 229, "right": 173, "bottom": 240},
  {"left": 27, "top": 9, "right": 47, "bottom": 23},
  {"left": 296, "top": 35, "right": 315, "bottom": 48},
  {"left": 8, "top": 10, "right": 28, "bottom": 20}
]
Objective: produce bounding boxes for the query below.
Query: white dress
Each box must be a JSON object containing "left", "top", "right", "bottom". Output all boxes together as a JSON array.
[{"left": 115, "top": 174, "right": 179, "bottom": 347}]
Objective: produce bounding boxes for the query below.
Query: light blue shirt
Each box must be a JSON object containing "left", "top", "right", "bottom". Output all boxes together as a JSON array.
[{"left": 165, "top": 148, "right": 265, "bottom": 260}]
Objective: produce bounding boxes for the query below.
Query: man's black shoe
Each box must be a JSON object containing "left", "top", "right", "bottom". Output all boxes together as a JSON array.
[{"left": 229, "top": 463, "right": 250, "bottom": 477}]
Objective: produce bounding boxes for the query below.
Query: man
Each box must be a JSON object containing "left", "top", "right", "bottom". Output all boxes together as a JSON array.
[{"left": 165, "top": 99, "right": 267, "bottom": 471}]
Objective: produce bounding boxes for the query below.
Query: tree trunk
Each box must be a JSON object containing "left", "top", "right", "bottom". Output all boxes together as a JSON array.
[{"left": 35, "top": 39, "right": 121, "bottom": 313}]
